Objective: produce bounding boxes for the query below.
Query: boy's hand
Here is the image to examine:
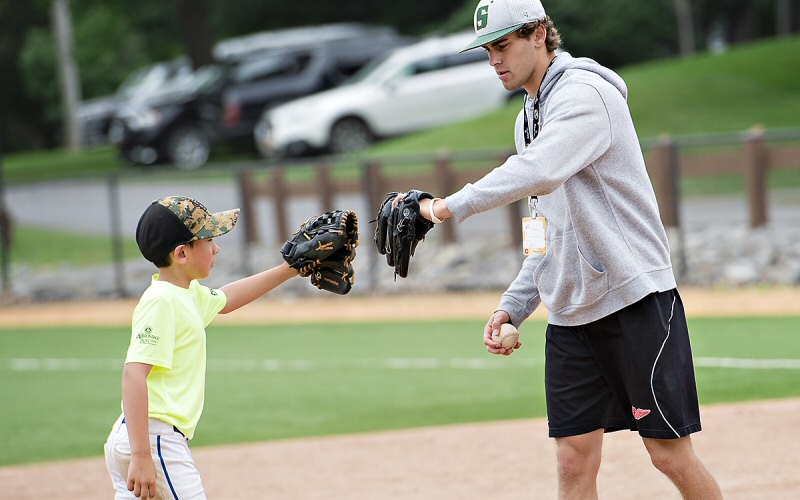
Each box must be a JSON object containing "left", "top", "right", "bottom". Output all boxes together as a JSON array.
[
  {"left": 280, "top": 209, "right": 358, "bottom": 294},
  {"left": 127, "top": 452, "right": 157, "bottom": 498}
]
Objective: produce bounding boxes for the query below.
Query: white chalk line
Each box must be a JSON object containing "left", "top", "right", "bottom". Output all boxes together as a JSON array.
[
  {"left": 694, "top": 357, "right": 800, "bottom": 369},
  {"left": 3, "top": 357, "right": 800, "bottom": 371},
  {"left": 3, "top": 357, "right": 538, "bottom": 372}
]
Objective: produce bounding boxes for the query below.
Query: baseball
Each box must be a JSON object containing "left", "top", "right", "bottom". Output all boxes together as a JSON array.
[{"left": 492, "top": 323, "right": 520, "bottom": 349}]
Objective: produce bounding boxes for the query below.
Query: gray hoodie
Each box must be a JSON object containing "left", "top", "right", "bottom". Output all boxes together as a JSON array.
[{"left": 445, "top": 52, "right": 676, "bottom": 326}]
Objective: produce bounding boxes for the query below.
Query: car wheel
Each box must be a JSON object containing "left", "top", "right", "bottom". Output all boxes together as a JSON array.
[
  {"left": 166, "top": 126, "right": 210, "bottom": 170},
  {"left": 329, "top": 117, "right": 372, "bottom": 154}
]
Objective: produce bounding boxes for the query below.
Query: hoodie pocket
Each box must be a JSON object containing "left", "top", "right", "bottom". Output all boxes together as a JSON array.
[{"left": 532, "top": 230, "right": 608, "bottom": 313}]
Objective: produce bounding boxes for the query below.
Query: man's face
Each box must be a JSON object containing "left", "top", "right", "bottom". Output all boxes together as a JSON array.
[{"left": 483, "top": 28, "right": 542, "bottom": 93}]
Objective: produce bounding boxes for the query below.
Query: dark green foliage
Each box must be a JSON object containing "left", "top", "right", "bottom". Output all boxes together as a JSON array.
[
  {"left": 2, "top": 0, "right": 798, "bottom": 152},
  {"left": 546, "top": 0, "right": 677, "bottom": 68}
]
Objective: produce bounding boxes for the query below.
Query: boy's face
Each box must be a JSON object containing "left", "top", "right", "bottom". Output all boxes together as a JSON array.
[{"left": 182, "top": 238, "right": 220, "bottom": 280}]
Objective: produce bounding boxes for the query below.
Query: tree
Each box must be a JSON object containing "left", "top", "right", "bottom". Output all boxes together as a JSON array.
[
  {"left": 51, "top": 0, "right": 82, "bottom": 150},
  {"left": 673, "top": 0, "right": 696, "bottom": 56},
  {"left": 775, "top": 0, "right": 800, "bottom": 35},
  {"left": 174, "top": 0, "right": 214, "bottom": 69},
  {"left": 544, "top": 0, "right": 677, "bottom": 68}
]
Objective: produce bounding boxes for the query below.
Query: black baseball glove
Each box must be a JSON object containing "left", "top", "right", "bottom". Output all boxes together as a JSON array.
[
  {"left": 281, "top": 209, "right": 358, "bottom": 294},
  {"left": 309, "top": 246, "right": 356, "bottom": 295},
  {"left": 374, "top": 189, "right": 435, "bottom": 278}
]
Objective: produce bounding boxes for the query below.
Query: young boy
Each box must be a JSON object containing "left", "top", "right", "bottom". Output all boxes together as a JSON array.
[{"left": 104, "top": 195, "right": 298, "bottom": 499}]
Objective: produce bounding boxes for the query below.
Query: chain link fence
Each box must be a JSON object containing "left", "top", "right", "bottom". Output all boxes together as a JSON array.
[{"left": 1, "top": 128, "right": 799, "bottom": 303}]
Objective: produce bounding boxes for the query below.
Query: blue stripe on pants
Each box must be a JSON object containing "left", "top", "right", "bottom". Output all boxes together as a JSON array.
[{"left": 157, "top": 435, "right": 180, "bottom": 499}]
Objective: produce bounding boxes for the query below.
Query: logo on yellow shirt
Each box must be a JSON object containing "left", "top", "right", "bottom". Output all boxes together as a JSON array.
[{"left": 136, "top": 326, "right": 160, "bottom": 345}]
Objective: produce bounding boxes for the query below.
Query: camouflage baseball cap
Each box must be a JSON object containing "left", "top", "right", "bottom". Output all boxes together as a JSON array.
[{"left": 136, "top": 195, "right": 240, "bottom": 262}]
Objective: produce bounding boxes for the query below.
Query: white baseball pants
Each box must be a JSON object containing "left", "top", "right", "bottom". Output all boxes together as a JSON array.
[{"left": 104, "top": 414, "right": 206, "bottom": 499}]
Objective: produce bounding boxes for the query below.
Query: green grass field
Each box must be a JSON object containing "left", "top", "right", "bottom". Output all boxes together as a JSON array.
[
  {"left": 9, "top": 226, "right": 140, "bottom": 267},
  {"left": 1, "top": 316, "right": 799, "bottom": 466}
]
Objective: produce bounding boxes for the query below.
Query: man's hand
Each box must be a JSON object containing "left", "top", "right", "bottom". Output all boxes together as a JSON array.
[
  {"left": 484, "top": 310, "right": 521, "bottom": 355},
  {"left": 374, "top": 190, "right": 436, "bottom": 278}
]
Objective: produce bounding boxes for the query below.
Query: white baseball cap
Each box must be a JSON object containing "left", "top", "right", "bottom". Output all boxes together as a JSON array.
[{"left": 461, "top": 0, "right": 547, "bottom": 52}]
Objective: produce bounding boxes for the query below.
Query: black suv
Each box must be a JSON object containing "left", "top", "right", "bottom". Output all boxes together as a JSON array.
[
  {"left": 77, "top": 58, "right": 191, "bottom": 145},
  {"left": 109, "top": 27, "right": 409, "bottom": 169}
]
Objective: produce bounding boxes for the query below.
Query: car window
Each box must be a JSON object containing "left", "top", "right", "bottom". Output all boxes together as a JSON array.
[
  {"left": 323, "top": 60, "right": 368, "bottom": 87},
  {"left": 232, "top": 53, "right": 312, "bottom": 83},
  {"left": 336, "top": 61, "right": 366, "bottom": 78},
  {"left": 444, "top": 50, "right": 487, "bottom": 68},
  {"left": 345, "top": 52, "right": 393, "bottom": 84},
  {"left": 402, "top": 56, "right": 446, "bottom": 77},
  {"left": 163, "top": 65, "right": 224, "bottom": 95},
  {"left": 117, "top": 65, "right": 162, "bottom": 95},
  {"left": 341, "top": 37, "right": 479, "bottom": 87}
]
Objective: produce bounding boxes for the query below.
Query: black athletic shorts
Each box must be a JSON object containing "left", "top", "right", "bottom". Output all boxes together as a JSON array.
[{"left": 545, "top": 289, "right": 702, "bottom": 439}]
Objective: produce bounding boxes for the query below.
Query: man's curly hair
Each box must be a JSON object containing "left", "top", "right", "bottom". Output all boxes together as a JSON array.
[{"left": 518, "top": 17, "right": 563, "bottom": 52}]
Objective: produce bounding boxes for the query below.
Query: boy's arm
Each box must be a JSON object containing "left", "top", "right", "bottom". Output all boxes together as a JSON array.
[
  {"left": 122, "top": 362, "right": 157, "bottom": 499},
  {"left": 219, "top": 262, "right": 298, "bottom": 314}
]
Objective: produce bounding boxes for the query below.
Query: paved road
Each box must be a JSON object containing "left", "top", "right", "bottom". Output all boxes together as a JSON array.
[
  {"left": 5, "top": 176, "right": 799, "bottom": 246},
  {"left": 2, "top": 176, "right": 528, "bottom": 248}
]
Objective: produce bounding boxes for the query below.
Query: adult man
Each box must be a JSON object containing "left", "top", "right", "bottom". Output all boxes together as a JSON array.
[{"left": 410, "top": 0, "right": 723, "bottom": 497}]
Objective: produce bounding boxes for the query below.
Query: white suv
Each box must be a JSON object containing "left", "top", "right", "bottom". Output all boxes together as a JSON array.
[{"left": 254, "top": 31, "right": 520, "bottom": 157}]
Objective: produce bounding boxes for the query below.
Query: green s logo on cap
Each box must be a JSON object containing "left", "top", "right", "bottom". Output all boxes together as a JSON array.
[{"left": 476, "top": 5, "right": 489, "bottom": 29}]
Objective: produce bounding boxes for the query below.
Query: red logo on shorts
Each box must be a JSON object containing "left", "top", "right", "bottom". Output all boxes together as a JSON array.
[{"left": 632, "top": 406, "right": 651, "bottom": 420}]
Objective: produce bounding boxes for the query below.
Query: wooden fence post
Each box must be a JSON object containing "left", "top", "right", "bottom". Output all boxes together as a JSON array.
[
  {"left": 363, "top": 160, "right": 385, "bottom": 215},
  {"left": 744, "top": 126, "right": 768, "bottom": 227},
  {"left": 434, "top": 152, "right": 456, "bottom": 243},
  {"left": 647, "top": 135, "right": 686, "bottom": 280},
  {"left": 237, "top": 168, "right": 259, "bottom": 244},
  {"left": 493, "top": 152, "right": 523, "bottom": 248},
  {"left": 508, "top": 198, "right": 525, "bottom": 248},
  {"left": 0, "top": 141, "right": 11, "bottom": 297},
  {"left": 362, "top": 160, "right": 384, "bottom": 290},
  {"left": 270, "top": 167, "right": 289, "bottom": 244},
  {"left": 108, "top": 173, "right": 127, "bottom": 297},
  {"left": 648, "top": 135, "right": 681, "bottom": 229},
  {"left": 315, "top": 161, "right": 333, "bottom": 212}
]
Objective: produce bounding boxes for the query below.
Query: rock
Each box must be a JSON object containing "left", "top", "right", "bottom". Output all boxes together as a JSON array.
[{"left": 5, "top": 220, "right": 799, "bottom": 303}]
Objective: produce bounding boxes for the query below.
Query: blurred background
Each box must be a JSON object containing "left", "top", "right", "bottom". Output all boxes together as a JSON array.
[{"left": 0, "top": 0, "right": 798, "bottom": 301}]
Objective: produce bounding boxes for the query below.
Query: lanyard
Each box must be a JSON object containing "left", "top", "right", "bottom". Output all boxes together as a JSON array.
[
  {"left": 523, "top": 55, "right": 557, "bottom": 147},
  {"left": 523, "top": 55, "right": 556, "bottom": 216},
  {"left": 522, "top": 91, "right": 541, "bottom": 147}
]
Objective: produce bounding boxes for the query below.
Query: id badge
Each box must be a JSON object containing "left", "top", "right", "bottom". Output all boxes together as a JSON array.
[{"left": 522, "top": 216, "right": 547, "bottom": 255}]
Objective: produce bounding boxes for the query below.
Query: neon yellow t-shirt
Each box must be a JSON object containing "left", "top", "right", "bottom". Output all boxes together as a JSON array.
[{"left": 124, "top": 274, "right": 226, "bottom": 439}]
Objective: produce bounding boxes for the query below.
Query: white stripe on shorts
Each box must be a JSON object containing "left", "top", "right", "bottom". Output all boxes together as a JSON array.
[{"left": 649, "top": 293, "right": 681, "bottom": 438}]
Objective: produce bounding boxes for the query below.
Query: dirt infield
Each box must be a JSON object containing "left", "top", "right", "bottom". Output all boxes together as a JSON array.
[
  {"left": 2, "top": 287, "right": 799, "bottom": 499},
  {"left": 3, "top": 398, "right": 799, "bottom": 499},
  {"left": 2, "top": 286, "right": 800, "bottom": 327}
]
